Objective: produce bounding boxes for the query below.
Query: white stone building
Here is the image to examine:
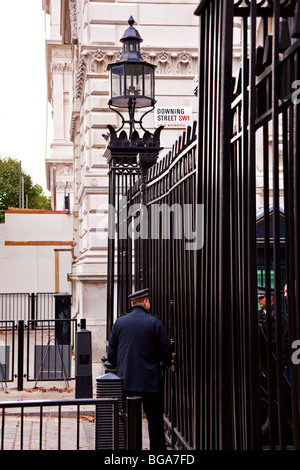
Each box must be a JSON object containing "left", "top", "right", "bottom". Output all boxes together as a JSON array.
[
  {"left": 0, "top": 209, "right": 73, "bottom": 294},
  {"left": 41, "top": 1, "right": 285, "bottom": 361},
  {"left": 43, "top": 0, "right": 200, "bottom": 359}
]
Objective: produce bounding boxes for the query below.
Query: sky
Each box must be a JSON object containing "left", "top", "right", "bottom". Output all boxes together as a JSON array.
[{"left": 0, "top": 2, "right": 50, "bottom": 194}]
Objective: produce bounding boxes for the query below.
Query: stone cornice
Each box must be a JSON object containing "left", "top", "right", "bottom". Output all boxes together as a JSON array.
[
  {"left": 73, "top": 47, "right": 198, "bottom": 106},
  {"left": 45, "top": 42, "right": 73, "bottom": 103},
  {"left": 68, "top": 272, "right": 107, "bottom": 283},
  {"left": 42, "top": 0, "right": 50, "bottom": 15}
]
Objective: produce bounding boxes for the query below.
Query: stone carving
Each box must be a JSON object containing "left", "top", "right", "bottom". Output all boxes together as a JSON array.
[
  {"left": 75, "top": 53, "right": 88, "bottom": 100},
  {"left": 51, "top": 63, "right": 65, "bottom": 73},
  {"left": 176, "top": 51, "right": 192, "bottom": 74},
  {"left": 69, "top": 0, "right": 78, "bottom": 44},
  {"left": 91, "top": 50, "right": 108, "bottom": 73},
  {"left": 155, "top": 51, "right": 172, "bottom": 74},
  {"left": 52, "top": 49, "right": 72, "bottom": 59},
  {"left": 57, "top": 164, "right": 72, "bottom": 175},
  {"left": 74, "top": 48, "right": 198, "bottom": 101},
  {"left": 56, "top": 181, "right": 74, "bottom": 191}
]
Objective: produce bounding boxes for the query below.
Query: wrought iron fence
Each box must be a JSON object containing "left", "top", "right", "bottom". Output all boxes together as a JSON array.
[
  {"left": 0, "top": 319, "right": 83, "bottom": 390},
  {"left": 105, "top": 0, "right": 300, "bottom": 451},
  {"left": 25, "top": 319, "right": 78, "bottom": 385},
  {"left": 194, "top": 0, "right": 300, "bottom": 450},
  {"left": 128, "top": 122, "right": 197, "bottom": 449},
  {"left": 0, "top": 321, "right": 15, "bottom": 384},
  {"left": 0, "top": 398, "right": 119, "bottom": 451},
  {"left": 0, "top": 293, "right": 56, "bottom": 322},
  {"left": 0, "top": 293, "right": 30, "bottom": 322}
]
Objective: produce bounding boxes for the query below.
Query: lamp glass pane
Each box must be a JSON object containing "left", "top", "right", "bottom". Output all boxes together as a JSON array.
[
  {"left": 111, "top": 65, "right": 125, "bottom": 98},
  {"left": 125, "top": 63, "right": 143, "bottom": 97},
  {"left": 144, "top": 65, "right": 154, "bottom": 99}
]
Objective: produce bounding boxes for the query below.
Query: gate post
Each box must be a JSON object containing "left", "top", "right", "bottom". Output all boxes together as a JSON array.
[
  {"left": 30, "top": 293, "right": 35, "bottom": 320},
  {"left": 126, "top": 396, "right": 142, "bottom": 450},
  {"left": 75, "top": 328, "right": 93, "bottom": 398},
  {"left": 17, "top": 320, "right": 24, "bottom": 391},
  {"left": 96, "top": 372, "right": 125, "bottom": 449},
  {"left": 30, "top": 293, "right": 36, "bottom": 330}
]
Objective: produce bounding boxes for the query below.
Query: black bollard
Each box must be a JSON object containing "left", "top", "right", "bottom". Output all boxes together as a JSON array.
[{"left": 75, "top": 329, "right": 93, "bottom": 398}]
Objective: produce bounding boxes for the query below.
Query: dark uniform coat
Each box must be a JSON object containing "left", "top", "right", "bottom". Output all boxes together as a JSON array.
[
  {"left": 258, "top": 303, "right": 289, "bottom": 363},
  {"left": 107, "top": 305, "right": 171, "bottom": 393}
]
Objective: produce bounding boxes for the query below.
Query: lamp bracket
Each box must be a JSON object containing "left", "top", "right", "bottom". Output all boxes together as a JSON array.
[{"left": 109, "top": 98, "right": 155, "bottom": 139}]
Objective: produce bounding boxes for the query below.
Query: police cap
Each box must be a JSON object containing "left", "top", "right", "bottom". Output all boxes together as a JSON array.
[
  {"left": 128, "top": 288, "right": 150, "bottom": 302},
  {"left": 257, "top": 286, "right": 275, "bottom": 298}
]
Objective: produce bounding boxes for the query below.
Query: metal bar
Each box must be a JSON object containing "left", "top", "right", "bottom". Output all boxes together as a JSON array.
[
  {"left": 126, "top": 396, "right": 142, "bottom": 450},
  {"left": 247, "top": 0, "right": 262, "bottom": 450},
  {"left": 0, "top": 398, "right": 117, "bottom": 409},
  {"left": 218, "top": 0, "right": 235, "bottom": 449},
  {"left": 58, "top": 405, "right": 61, "bottom": 450},
  {"left": 31, "top": 293, "right": 35, "bottom": 323},
  {"left": 39, "top": 405, "right": 43, "bottom": 450},
  {"left": 17, "top": 320, "right": 24, "bottom": 391},
  {"left": 236, "top": 14, "right": 249, "bottom": 448},
  {"left": 113, "top": 400, "right": 119, "bottom": 450},
  {"left": 262, "top": 119, "right": 277, "bottom": 449},
  {"left": 194, "top": 3, "right": 206, "bottom": 450},
  {"left": 292, "top": 23, "right": 300, "bottom": 450},
  {"left": 0, "top": 398, "right": 118, "bottom": 451},
  {"left": 26, "top": 319, "right": 78, "bottom": 383},
  {"left": 106, "top": 164, "right": 116, "bottom": 337},
  {"left": 77, "top": 404, "right": 80, "bottom": 450},
  {"left": 272, "top": 0, "right": 287, "bottom": 449},
  {"left": 282, "top": 105, "right": 298, "bottom": 443},
  {"left": 1, "top": 408, "right": 5, "bottom": 450},
  {"left": 20, "top": 407, "right": 24, "bottom": 450}
]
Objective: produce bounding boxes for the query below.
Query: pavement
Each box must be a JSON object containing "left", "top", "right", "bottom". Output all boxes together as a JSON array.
[{"left": 0, "top": 362, "right": 150, "bottom": 451}]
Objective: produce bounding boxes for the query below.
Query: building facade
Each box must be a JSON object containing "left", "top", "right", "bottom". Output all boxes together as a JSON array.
[
  {"left": 0, "top": 209, "right": 73, "bottom": 294},
  {"left": 42, "top": 1, "right": 285, "bottom": 361},
  {"left": 43, "top": 0, "right": 200, "bottom": 359}
]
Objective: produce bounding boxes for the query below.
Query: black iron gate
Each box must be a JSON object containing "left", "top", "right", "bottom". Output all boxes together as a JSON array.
[
  {"left": 128, "top": 123, "right": 198, "bottom": 449},
  {"left": 105, "top": 0, "right": 300, "bottom": 450},
  {"left": 194, "top": 0, "right": 300, "bottom": 449},
  {"left": 0, "top": 319, "right": 81, "bottom": 390}
]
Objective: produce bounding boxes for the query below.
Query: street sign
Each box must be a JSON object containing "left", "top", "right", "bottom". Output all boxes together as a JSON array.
[{"left": 154, "top": 107, "right": 193, "bottom": 128}]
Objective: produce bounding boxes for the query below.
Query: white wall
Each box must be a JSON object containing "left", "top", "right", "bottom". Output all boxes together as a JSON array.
[{"left": 0, "top": 210, "right": 73, "bottom": 294}]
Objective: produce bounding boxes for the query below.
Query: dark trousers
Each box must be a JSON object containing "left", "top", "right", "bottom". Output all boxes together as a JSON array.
[{"left": 127, "top": 391, "right": 167, "bottom": 451}]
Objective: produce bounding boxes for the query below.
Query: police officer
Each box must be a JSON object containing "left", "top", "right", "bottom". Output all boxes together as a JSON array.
[
  {"left": 107, "top": 288, "right": 172, "bottom": 451},
  {"left": 258, "top": 286, "right": 289, "bottom": 370}
]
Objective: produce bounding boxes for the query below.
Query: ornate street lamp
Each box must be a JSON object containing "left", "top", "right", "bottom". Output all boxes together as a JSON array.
[
  {"left": 107, "top": 16, "right": 156, "bottom": 138},
  {"left": 104, "top": 17, "right": 163, "bottom": 333}
]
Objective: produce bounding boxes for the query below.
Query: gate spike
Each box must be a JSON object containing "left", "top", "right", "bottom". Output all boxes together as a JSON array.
[
  {"left": 256, "top": 46, "right": 265, "bottom": 76},
  {"left": 291, "top": 1, "right": 300, "bottom": 38},
  {"left": 279, "top": 19, "right": 291, "bottom": 52},
  {"left": 262, "top": 35, "right": 272, "bottom": 66}
]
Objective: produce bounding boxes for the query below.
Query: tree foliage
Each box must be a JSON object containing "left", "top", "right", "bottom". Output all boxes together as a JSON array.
[{"left": 0, "top": 156, "right": 52, "bottom": 222}]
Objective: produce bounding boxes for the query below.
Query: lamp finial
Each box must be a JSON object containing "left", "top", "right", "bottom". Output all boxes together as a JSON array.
[{"left": 128, "top": 16, "right": 135, "bottom": 26}]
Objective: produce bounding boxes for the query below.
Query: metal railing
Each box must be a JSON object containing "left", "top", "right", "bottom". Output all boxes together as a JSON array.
[
  {"left": 0, "top": 398, "right": 119, "bottom": 451},
  {"left": 25, "top": 319, "right": 78, "bottom": 386},
  {"left": 107, "top": 0, "right": 300, "bottom": 450},
  {"left": 0, "top": 293, "right": 30, "bottom": 322},
  {"left": 0, "top": 319, "right": 83, "bottom": 389},
  {"left": 0, "top": 321, "right": 15, "bottom": 384},
  {"left": 0, "top": 293, "right": 56, "bottom": 322},
  {"left": 193, "top": 0, "right": 300, "bottom": 450},
  {"left": 128, "top": 124, "right": 197, "bottom": 449}
]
